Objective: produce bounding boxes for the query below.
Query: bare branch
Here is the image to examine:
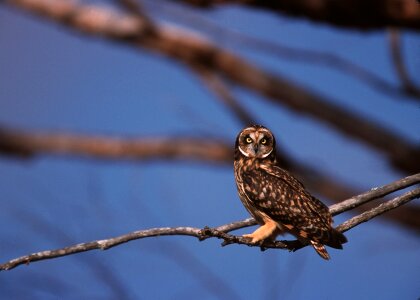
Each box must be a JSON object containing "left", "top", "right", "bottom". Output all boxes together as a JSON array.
[
  {"left": 1, "top": 175, "right": 418, "bottom": 271},
  {"left": 150, "top": 1, "right": 419, "bottom": 101},
  {"left": 336, "top": 188, "right": 420, "bottom": 232},
  {"left": 388, "top": 29, "right": 420, "bottom": 99},
  {"left": 329, "top": 173, "right": 420, "bottom": 215},
  {"left": 0, "top": 125, "right": 357, "bottom": 199},
  {"left": 0, "top": 127, "right": 231, "bottom": 164},
  {"left": 5, "top": 0, "right": 420, "bottom": 173},
  {"left": 174, "top": 0, "right": 420, "bottom": 31},
  {"left": 195, "top": 68, "right": 257, "bottom": 126}
]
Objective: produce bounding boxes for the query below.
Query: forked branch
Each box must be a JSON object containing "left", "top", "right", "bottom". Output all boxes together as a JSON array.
[{"left": 1, "top": 174, "right": 418, "bottom": 271}]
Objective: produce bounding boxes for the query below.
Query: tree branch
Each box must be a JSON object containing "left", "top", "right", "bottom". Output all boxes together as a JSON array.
[
  {"left": 388, "top": 29, "right": 420, "bottom": 98},
  {"left": 0, "top": 127, "right": 231, "bottom": 163},
  {"left": 336, "top": 188, "right": 420, "bottom": 232},
  {"left": 0, "top": 125, "right": 360, "bottom": 202},
  {"left": 175, "top": 0, "right": 420, "bottom": 31},
  {"left": 195, "top": 68, "right": 257, "bottom": 126},
  {"left": 1, "top": 175, "right": 418, "bottom": 271},
  {"left": 4, "top": 0, "right": 420, "bottom": 173},
  {"left": 151, "top": 0, "right": 420, "bottom": 101},
  {"left": 329, "top": 173, "right": 420, "bottom": 215}
]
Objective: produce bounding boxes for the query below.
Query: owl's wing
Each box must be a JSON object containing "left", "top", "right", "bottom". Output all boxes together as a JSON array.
[
  {"left": 259, "top": 164, "right": 332, "bottom": 225},
  {"left": 242, "top": 164, "right": 341, "bottom": 246}
]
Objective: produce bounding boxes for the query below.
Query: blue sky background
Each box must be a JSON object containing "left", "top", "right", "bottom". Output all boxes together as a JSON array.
[{"left": 0, "top": 1, "right": 419, "bottom": 299}]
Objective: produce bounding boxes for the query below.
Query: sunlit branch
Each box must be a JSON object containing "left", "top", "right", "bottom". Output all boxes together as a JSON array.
[
  {"left": 1, "top": 175, "right": 418, "bottom": 271},
  {"left": 5, "top": 0, "right": 420, "bottom": 173}
]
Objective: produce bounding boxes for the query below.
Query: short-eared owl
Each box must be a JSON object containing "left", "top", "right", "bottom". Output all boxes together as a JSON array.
[{"left": 234, "top": 125, "right": 347, "bottom": 260}]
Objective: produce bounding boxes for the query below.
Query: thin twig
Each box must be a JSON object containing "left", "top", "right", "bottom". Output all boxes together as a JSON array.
[
  {"left": 1, "top": 175, "right": 418, "bottom": 271},
  {"left": 329, "top": 173, "right": 420, "bottom": 215},
  {"left": 336, "top": 188, "right": 420, "bottom": 232},
  {"left": 388, "top": 28, "right": 420, "bottom": 99},
  {"left": 195, "top": 68, "right": 257, "bottom": 126}
]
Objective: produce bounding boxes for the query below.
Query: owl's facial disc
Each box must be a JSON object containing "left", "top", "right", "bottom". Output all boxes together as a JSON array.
[{"left": 238, "top": 127, "right": 274, "bottom": 158}]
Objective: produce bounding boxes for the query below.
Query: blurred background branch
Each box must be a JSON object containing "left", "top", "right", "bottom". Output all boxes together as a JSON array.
[
  {"left": 155, "top": 2, "right": 420, "bottom": 102},
  {"left": 388, "top": 28, "right": 420, "bottom": 98},
  {"left": 6, "top": 0, "right": 420, "bottom": 174},
  {"left": 173, "top": 0, "right": 420, "bottom": 31}
]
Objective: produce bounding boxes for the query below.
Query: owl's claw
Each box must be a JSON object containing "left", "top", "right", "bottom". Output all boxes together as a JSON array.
[{"left": 242, "top": 234, "right": 260, "bottom": 244}]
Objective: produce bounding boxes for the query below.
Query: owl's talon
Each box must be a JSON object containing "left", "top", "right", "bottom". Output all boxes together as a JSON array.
[{"left": 242, "top": 234, "right": 259, "bottom": 244}]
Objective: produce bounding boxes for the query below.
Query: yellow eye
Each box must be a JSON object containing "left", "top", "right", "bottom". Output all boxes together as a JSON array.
[
  {"left": 245, "top": 137, "right": 253, "bottom": 144},
  {"left": 261, "top": 138, "right": 267, "bottom": 145}
]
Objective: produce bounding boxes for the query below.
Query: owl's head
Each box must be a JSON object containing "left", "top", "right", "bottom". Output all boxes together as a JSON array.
[{"left": 235, "top": 125, "right": 276, "bottom": 159}]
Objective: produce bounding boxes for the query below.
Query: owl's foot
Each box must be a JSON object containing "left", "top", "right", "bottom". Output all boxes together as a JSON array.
[{"left": 243, "top": 220, "right": 278, "bottom": 244}]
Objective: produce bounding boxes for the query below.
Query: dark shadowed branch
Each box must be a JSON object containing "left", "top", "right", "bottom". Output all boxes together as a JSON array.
[
  {"left": 4, "top": 0, "right": 420, "bottom": 174},
  {"left": 174, "top": 0, "right": 420, "bottom": 31},
  {"left": 1, "top": 174, "right": 418, "bottom": 271},
  {"left": 195, "top": 67, "right": 257, "bottom": 126},
  {"left": 388, "top": 29, "right": 420, "bottom": 99},
  {"left": 149, "top": 0, "right": 419, "bottom": 101}
]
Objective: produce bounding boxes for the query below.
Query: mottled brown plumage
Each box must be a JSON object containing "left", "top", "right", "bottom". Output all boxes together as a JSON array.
[{"left": 234, "top": 125, "right": 347, "bottom": 260}]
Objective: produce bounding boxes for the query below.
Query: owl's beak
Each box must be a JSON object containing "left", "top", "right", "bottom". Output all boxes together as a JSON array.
[{"left": 253, "top": 144, "right": 259, "bottom": 153}]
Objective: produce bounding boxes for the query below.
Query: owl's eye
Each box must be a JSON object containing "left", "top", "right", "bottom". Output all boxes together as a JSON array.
[
  {"left": 260, "top": 138, "right": 267, "bottom": 145},
  {"left": 245, "top": 137, "right": 253, "bottom": 144}
]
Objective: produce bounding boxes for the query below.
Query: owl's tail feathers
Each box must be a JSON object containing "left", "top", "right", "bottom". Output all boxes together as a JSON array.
[
  {"left": 311, "top": 229, "right": 347, "bottom": 260},
  {"left": 326, "top": 228, "right": 348, "bottom": 250},
  {"left": 311, "top": 241, "right": 330, "bottom": 260}
]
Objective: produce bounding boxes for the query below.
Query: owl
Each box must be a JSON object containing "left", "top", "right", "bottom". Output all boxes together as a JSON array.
[{"left": 234, "top": 125, "right": 347, "bottom": 260}]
